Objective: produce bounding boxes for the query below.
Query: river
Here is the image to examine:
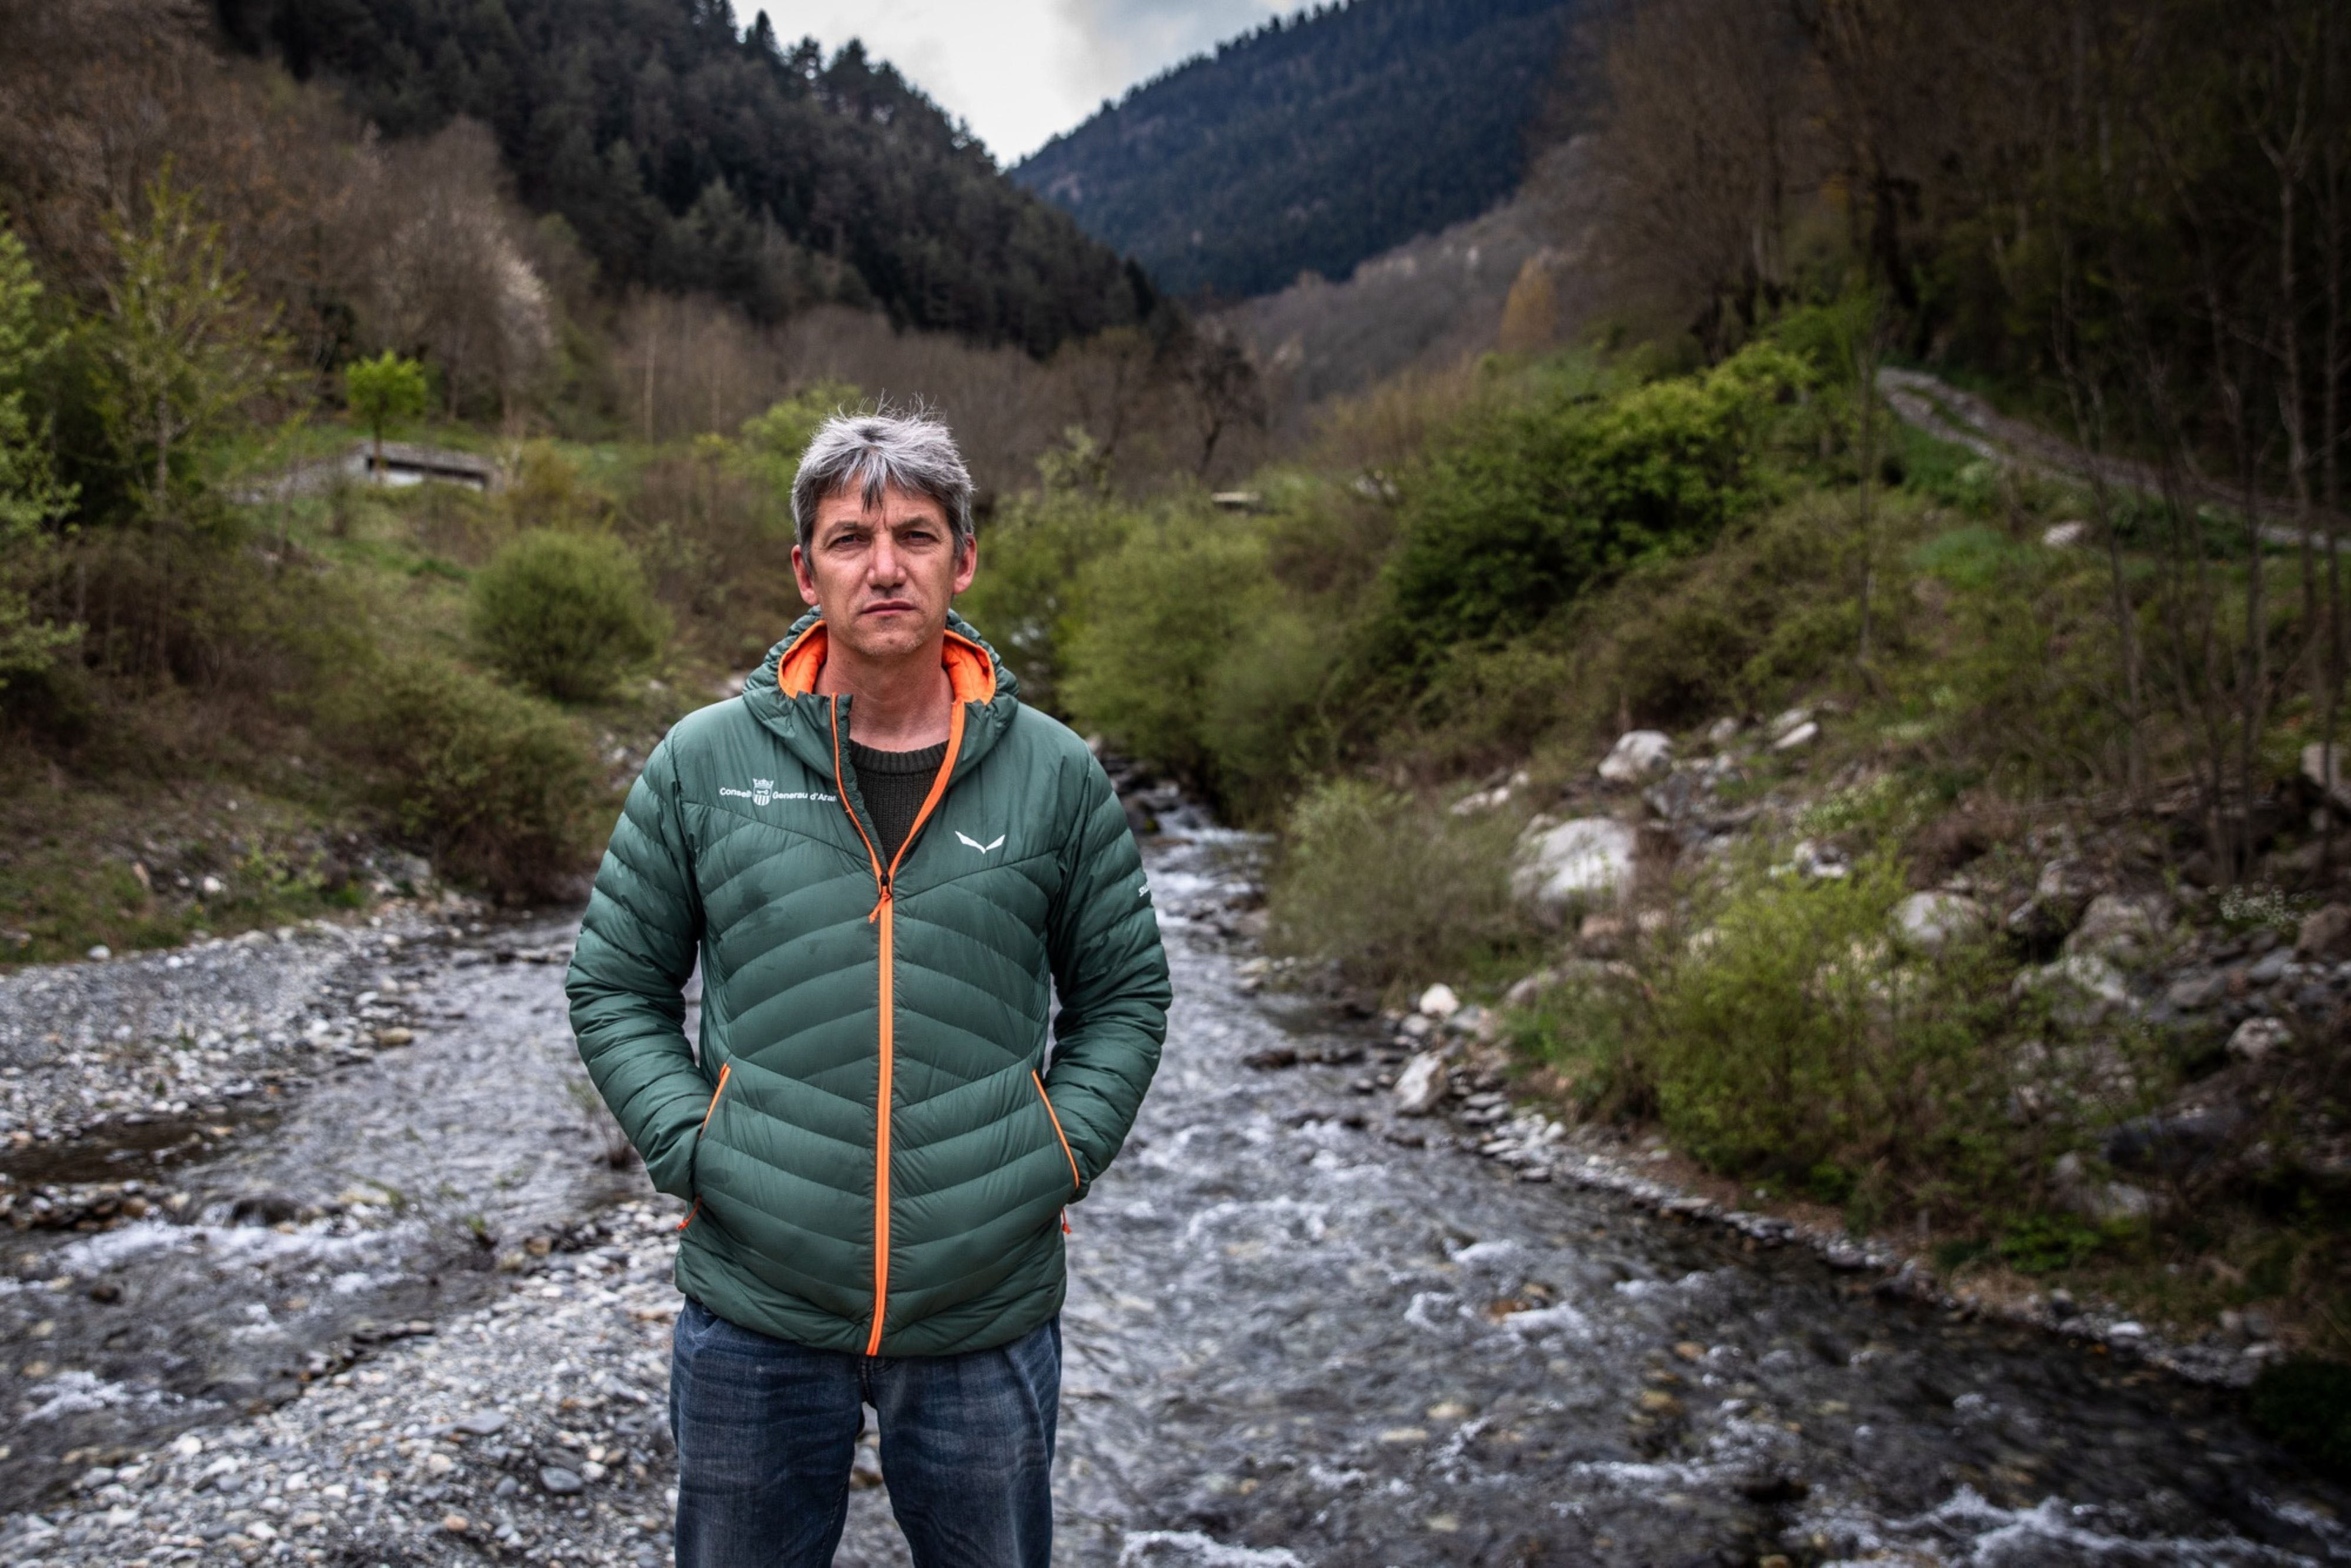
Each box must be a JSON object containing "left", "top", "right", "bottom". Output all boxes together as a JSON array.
[{"left": 2, "top": 824, "right": 2347, "bottom": 1565}]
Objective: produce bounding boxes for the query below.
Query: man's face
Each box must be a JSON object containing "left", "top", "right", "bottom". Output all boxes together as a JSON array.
[{"left": 792, "top": 482, "right": 976, "bottom": 664}]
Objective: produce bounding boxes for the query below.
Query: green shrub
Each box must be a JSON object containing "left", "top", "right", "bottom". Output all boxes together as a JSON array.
[
  {"left": 470, "top": 529, "right": 666, "bottom": 701},
  {"left": 1264, "top": 777, "right": 1531, "bottom": 990},
  {"left": 335, "top": 654, "right": 607, "bottom": 898},
  {"left": 953, "top": 452, "right": 1138, "bottom": 715},
  {"left": 735, "top": 380, "right": 861, "bottom": 502},
  {"left": 1061, "top": 509, "right": 1288, "bottom": 801},
  {"left": 1996, "top": 1213, "right": 2109, "bottom": 1276},
  {"left": 1381, "top": 342, "right": 1811, "bottom": 667},
  {"left": 1644, "top": 847, "right": 2012, "bottom": 1186}
]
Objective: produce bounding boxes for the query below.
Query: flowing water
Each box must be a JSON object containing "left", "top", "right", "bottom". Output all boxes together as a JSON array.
[
  {"left": 4, "top": 826, "right": 2348, "bottom": 1565},
  {"left": 0, "top": 920, "right": 638, "bottom": 1517}
]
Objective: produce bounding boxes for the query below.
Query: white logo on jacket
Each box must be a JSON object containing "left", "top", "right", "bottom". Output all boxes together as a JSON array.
[
  {"left": 956, "top": 831, "right": 1006, "bottom": 854},
  {"left": 719, "top": 780, "right": 837, "bottom": 807}
]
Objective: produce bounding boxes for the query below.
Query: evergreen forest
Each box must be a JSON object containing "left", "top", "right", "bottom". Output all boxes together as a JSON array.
[
  {"left": 1013, "top": 0, "right": 1585, "bottom": 300},
  {"left": 211, "top": 0, "right": 1158, "bottom": 353}
]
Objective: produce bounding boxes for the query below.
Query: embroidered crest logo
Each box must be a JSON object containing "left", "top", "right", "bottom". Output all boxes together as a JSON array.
[{"left": 750, "top": 778, "right": 775, "bottom": 807}]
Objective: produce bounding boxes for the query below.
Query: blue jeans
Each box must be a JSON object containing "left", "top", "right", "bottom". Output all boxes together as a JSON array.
[{"left": 667, "top": 1298, "right": 1060, "bottom": 1567}]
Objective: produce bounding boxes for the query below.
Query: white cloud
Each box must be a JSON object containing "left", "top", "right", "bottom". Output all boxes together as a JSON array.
[{"left": 753, "top": 0, "right": 1290, "bottom": 162}]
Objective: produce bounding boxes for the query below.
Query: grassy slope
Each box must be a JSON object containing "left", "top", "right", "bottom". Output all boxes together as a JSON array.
[{"left": 2, "top": 423, "right": 733, "bottom": 967}]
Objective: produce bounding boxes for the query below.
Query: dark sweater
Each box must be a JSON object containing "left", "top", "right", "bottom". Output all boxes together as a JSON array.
[{"left": 849, "top": 740, "right": 949, "bottom": 865}]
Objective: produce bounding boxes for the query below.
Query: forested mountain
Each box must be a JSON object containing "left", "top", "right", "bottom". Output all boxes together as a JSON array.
[
  {"left": 209, "top": 0, "right": 1158, "bottom": 355},
  {"left": 1013, "top": 0, "right": 1587, "bottom": 302}
]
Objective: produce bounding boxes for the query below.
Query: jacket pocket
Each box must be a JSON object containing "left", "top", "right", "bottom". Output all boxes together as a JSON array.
[
  {"left": 1031, "top": 1069, "right": 1081, "bottom": 1198},
  {"left": 680, "top": 1062, "right": 733, "bottom": 1232}
]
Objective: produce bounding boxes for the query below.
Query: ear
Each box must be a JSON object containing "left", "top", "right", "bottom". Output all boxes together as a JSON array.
[
  {"left": 791, "top": 543, "right": 820, "bottom": 606},
  {"left": 951, "top": 534, "right": 978, "bottom": 597}
]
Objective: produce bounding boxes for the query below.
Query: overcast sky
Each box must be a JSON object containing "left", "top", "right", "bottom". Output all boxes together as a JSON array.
[{"left": 763, "top": 0, "right": 1295, "bottom": 163}]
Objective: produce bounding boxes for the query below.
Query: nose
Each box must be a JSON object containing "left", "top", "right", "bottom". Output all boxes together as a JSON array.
[{"left": 867, "top": 528, "right": 904, "bottom": 587}]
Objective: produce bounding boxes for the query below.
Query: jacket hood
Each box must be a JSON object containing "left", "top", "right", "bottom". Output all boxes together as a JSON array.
[{"left": 739, "top": 609, "right": 1021, "bottom": 778}]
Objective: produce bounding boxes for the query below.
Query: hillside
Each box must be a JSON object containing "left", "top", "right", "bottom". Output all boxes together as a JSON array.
[
  {"left": 1216, "top": 137, "right": 1601, "bottom": 430},
  {"left": 1012, "top": 0, "right": 1588, "bottom": 302},
  {"left": 212, "top": 0, "right": 1157, "bottom": 355}
]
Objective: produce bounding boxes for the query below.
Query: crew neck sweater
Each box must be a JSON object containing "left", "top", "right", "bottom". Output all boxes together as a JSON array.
[{"left": 847, "top": 740, "right": 950, "bottom": 864}]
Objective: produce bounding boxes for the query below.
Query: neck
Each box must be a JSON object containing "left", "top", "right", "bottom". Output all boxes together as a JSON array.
[{"left": 814, "top": 626, "right": 954, "bottom": 750}]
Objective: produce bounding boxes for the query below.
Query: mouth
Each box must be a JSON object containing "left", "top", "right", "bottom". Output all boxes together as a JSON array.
[{"left": 861, "top": 600, "right": 918, "bottom": 618}]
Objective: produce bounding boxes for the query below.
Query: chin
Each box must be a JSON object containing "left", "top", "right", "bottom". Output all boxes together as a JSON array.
[{"left": 836, "top": 615, "right": 936, "bottom": 660}]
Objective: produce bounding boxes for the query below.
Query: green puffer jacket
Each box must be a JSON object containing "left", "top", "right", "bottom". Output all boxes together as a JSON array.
[{"left": 566, "top": 611, "right": 1170, "bottom": 1357}]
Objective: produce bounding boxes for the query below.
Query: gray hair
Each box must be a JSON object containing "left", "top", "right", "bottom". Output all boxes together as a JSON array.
[{"left": 790, "top": 407, "right": 974, "bottom": 556}]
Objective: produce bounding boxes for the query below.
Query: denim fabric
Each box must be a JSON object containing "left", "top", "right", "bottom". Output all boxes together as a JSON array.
[{"left": 669, "top": 1297, "right": 1059, "bottom": 1567}]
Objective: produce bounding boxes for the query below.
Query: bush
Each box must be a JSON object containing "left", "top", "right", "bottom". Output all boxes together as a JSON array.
[
  {"left": 1644, "top": 847, "right": 2015, "bottom": 1190},
  {"left": 470, "top": 529, "right": 666, "bottom": 701},
  {"left": 953, "top": 446, "right": 1138, "bottom": 715},
  {"left": 334, "top": 654, "right": 607, "bottom": 898},
  {"left": 1380, "top": 342, "right": 1810, "bottom": 668},
  {"left": 1061, "top": 509, "right": 1281, "bottom": 799},
  {"left": 1264, "top": 777, "right": 1531, "bottom": 990}
]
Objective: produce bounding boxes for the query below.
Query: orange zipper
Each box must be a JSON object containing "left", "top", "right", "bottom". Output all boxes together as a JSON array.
[
  {"left": 1031, "top": 1069, "right": 1081, "bottom": 1196},
  {"left": 676, "top": 1063, "right": 733, "bottom": 1232},
  {"left": 832, "top": 694, "right": 967, "bottom": 1356}
]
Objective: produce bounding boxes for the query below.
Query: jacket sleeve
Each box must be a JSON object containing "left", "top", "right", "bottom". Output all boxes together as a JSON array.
[
  {"left": 1041, "top": 755, "right": 1170, "bottom": 1201},
  {"left": 565, "top": 740, "right": 713, "bottom": 1201}
]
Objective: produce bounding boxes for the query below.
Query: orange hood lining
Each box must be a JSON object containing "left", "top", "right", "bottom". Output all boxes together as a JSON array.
[{"left": 774, "top": 621, "right": 996, "bottom": 705}]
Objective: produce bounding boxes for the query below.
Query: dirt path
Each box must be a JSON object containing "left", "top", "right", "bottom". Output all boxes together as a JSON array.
[{"left": 1876, "top": 367, "right": 2343, "bottom": 546}]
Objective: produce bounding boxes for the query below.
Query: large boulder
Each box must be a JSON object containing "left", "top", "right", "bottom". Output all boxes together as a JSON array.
[
  {"left": 2013, "top": 952, "right": 2131, "bottom": 1029},
  {"left": 2032, "top": 858, "right": 2100, "bottom": 927},
  {"left": 1511, "top": 818, "right": 1639, "bottom": 919},
  {"left": 2305, "top": 743, "right": 2351, "bottom": 811},
  {"left": 2063, "top": 894, "right": 2166, "bottom": 967},
  {"left": 1597, "top": 730, "right": 1673, "bottom": 785},
  {"left": 1892, "top": 892, "right": 1985, "bottom": 953},
  {"left": 2298, "top": 902, "right": 2351, "bottom": 960},
  {"left": 2228, "top": 1017, "right": 2292, "bottom": 1065},
  {"left": 1392, "top": 1051, "right": 1451, "bottom": 1116}
]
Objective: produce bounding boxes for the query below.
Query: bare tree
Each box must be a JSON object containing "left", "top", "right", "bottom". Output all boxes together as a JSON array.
[{"left": 1589, "top": 0, "right": 1819, "bottom": 356}]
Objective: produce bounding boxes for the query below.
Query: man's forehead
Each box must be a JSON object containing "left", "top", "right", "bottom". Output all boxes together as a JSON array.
[{"left": 812, "top": 483, "right": 946, "bottom": 530}]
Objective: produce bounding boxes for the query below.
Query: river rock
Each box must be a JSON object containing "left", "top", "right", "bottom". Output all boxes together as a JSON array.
[
  {"left": 2064, "top": 894, "right": 2163, "bottom": 967},
  {"left": 1705, "top": 717, "right": 1742, "bottom": 747},
  {"left": 2304, "top": 743, "right": 2351, "bottom": 810},
  {"left": 1893, "top": 892, "right": 1983, "bottom": 952},
  {"left": 2052, "top": 1152, "right": 2155, "bottom": 1223},
  {"left": 1766, "top": 707, "right": 1812, "bottom": 741},
  {"left": 2033, "top": 859, "right": 2099, "bottom": 927},
  {"left": 2166, "top": 970, "right": 2226, "bottom": 1011},
  {"left": 453, "top": 1409, "right": 507, "bottom": 1436},
  {"left": 1417, "top": 983, "right": 1461, "bottom": 1019},
  {"left": 1771, "top": 721, "right": 1819, "bottom": 752},
  {"left": 2015, "top": 952, "right": 2130, "bottom": 1028},
  {"left": 1392, "top": 1051, "right": 1450, "bottom": 1116},
  {"left": 1504, "top": 968, "right": 1564, "bottom": 1008},
  {"left": 538, "top": 1465, "right": 583, "bottom": 1495},
  {"left": 2298, "top": 902, "right": 2351, "bottom": 959},
  {"left": 2228, "top": 1017, "right": 2292, "bottom": 1064},
  {"left": 1510, "top": 819, "right": 1638, "bottom": 918},
  {"left": 1597, "top": 730, "right": 1672, "bottom": 785}
]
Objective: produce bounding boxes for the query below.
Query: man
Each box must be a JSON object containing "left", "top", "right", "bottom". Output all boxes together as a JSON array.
[{"left": 566, "top": 409, "right": 1170, "bottom": 1567}]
